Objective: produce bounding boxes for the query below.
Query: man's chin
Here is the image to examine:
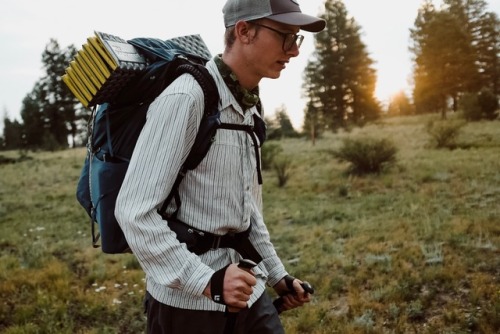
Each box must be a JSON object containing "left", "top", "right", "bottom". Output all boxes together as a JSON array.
[{"left": 266, "top": 71, "right": 281, "bottom": 79}]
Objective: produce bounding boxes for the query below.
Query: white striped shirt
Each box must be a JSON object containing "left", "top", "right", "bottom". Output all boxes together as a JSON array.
[{"left": 115, "top": 59, "right": 287, "bottom": 310}]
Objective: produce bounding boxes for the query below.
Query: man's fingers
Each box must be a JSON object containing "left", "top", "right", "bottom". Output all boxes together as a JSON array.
[
  {"left": 280, "top": 295, "right": 301, "bottom": 311},
  {"left": 292, "top": 280, "right": 314, "bottom": 297},
  {"left": 222, "top": 264, "right": 256, "bottom": 309}
]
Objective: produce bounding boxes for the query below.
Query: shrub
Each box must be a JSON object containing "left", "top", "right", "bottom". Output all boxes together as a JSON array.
[
  {"left": 273, "top": 154, "right": 292, "bottom": 187},
  {"left": 460, "top": 89, "right": 499, "bottom": 121},
  {"left": 425, "top": 119, "right": 466, "bottom": 149},
  {"left": 332, "top": 137, "right": 398, "bottom": 174},
  {"left": 261, "top": 142, "right": 283, "bottom": 170},
  {"left": 353, "top": 309, "right": 375, "bottom": 330},
  {"left": 460, "top": 92, "right": 483, "bottom": 121},
  {"left": 406, "top": 300, "right": 425, "bottom": 321},
  {"left": 0, "top": 155, "right": 17, "bottom": 165},
  {"left": 0, "top": 151, "right": 32, "bottom": 165},
  {"left": 477, "top": 88, "right": 499, "bottom": 120}
]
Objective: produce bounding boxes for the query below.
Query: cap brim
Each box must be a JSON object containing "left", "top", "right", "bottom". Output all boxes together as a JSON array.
[{"left": 268, "top": 12, "right": 326, "bottom": 32}]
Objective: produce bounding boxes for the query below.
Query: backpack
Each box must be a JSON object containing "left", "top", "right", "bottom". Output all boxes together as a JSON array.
[
  {"left": 71, "top": 33, "right": 218, "bottom": 254},
  {"left": 68, "top": 32, "right": 265, "bottom": 254}
]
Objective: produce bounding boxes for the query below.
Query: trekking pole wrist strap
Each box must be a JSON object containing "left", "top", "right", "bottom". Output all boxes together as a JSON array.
[
  {"left": 210, "top": 265, "right": 230, "bottom": 305},
  {"left": 283, "top": 275, "right": 296, "bottom": 294}
]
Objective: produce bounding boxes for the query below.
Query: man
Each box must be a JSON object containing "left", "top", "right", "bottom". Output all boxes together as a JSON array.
[{"left": 115, "top": 0, "right": 326, "bottom": 332}]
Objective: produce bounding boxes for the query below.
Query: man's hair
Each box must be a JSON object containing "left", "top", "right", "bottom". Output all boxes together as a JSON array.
[{"left": 224, "top": 26, "right": 236, "bottom": 48}]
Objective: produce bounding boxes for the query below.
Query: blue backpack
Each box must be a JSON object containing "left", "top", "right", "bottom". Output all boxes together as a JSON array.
[
  {"left": 76, "top": 37, "right": 222, "bottom": 254},
  {"left": 74, "top": 35, "right": 265, "bottom": 254}
]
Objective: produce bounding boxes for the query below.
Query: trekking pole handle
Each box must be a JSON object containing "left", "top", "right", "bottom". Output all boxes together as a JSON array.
[
  {"left": 273, "top": 281, "right": 315, "bottom": 314},
  {"left": 226, "top": 259, "right": 257, "bottom": 313},
  {"left": 238, "top": 259, "right": 257, "bottom": 271},
  {"left": 301, "top": 281, "right": 315, "bottom": 294}
]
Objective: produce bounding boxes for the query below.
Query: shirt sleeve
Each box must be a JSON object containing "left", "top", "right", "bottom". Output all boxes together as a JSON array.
[
  {"left": 248, "top": 191, "right": 288, "bottom": 287},
  {"left": 115, "top": 76, "right": 214, "bottom": 297}
]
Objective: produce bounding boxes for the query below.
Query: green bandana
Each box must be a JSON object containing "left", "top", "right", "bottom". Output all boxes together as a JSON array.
[{"left": 214, "top": 55, "right": 260, "bottom": 111}]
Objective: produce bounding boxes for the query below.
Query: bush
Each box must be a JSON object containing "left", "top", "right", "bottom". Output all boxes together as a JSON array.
[
  {"left": 460, "top": 93, "right": 483, "bottom": 121},
  {"left": 425, "top": 119, "right": 465, "bottom": 149},
  {"left": 0, "top": 155, "right": 17, "bottom": 165},
  {"left": 0, "top": 151, "right": 32, "bottom": 165},
  {"left": 460, "top": 89, "right": 499, "bottom": 121},
  {"left": 332, "top": 137, "right": 398, "bottom": 174},
  {"left": 273, "top": 154, "right": 292, "bottom": 187},
  {"left": 477, "top": 88, "right": 499, "bottom": 120},
  {"left": 261, "top": 142, "right": 283, "bottom": 170}
]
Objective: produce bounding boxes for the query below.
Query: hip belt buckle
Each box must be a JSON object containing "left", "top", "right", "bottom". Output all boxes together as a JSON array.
[{"left": 211, "top": 235, "right": 222, "bottom": 249}]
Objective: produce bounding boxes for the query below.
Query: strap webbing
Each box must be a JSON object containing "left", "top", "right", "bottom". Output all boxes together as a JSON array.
[
  {"left": 105, "top": 109, "right": 114, "bottom": 157},
  {"left": 217, "top": 123, "right": 263, "bottom": 184}
]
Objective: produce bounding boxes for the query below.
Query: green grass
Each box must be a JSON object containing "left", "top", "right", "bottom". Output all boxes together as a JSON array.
[{"left": 1, "top": 115, "right": 499, "bottom": 333}]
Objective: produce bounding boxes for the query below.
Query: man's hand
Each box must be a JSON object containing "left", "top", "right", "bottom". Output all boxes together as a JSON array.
[
  {"left": 273, "top": 276, "right": 312, "bottom": 312},
  {"left": 203, "top": 263, "right": 257, "bottom": 309},
  {"left": 224, "top": 263, "right": 257, "bottom": 309}
]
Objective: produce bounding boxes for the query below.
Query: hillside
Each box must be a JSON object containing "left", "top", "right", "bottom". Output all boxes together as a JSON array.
[{"left": 0, "top": 115, "right": 499, "bottom": 333}]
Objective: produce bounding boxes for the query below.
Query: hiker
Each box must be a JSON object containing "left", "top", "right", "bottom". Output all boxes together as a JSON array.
[{"left": 115, "top": 0, "right": 326, "bottom": 332}]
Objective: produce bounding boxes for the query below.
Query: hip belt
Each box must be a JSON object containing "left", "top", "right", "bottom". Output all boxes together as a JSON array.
[{"left": 167, "top": 218, "right": 263, "bottom": 264}]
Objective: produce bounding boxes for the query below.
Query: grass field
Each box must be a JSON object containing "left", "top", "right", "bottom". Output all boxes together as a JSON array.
[{"left": 0, "top": 114, "right": 499, "bottom": 333}]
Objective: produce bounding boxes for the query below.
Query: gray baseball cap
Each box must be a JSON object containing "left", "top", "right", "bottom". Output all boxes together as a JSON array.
[{"left": 223, "top": 0, "right": 326, "bottom": 32}]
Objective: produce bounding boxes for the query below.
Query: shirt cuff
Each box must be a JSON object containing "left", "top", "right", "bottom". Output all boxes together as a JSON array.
[
  {"left": 265, "top": 262, "right": 288, "bottom": 287},
  {"left": 183, "top": 263, "right": 215, "bottom": 297}
]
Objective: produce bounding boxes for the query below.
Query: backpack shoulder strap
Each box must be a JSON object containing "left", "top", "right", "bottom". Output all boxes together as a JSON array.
[
  {"left": 175, "top": 62, "right": 219, "bottom": 117},
  {"left": 158, "top": 61, "right": 220, "bottom": 217},
  {"left": 174, "top": 61, "right": 222, "bottom": 170}
]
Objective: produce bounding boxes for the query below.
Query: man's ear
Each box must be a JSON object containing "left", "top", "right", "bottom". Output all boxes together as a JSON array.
[{"left": 234, "top": 21, "right": 254, "bottom": 45}]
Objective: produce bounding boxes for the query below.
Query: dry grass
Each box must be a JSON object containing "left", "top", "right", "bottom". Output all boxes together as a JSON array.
[
  {"left": 1, "top": 114, "right": 499, "bottom": 333},
  {"left": 265, "top": 115, "right": 500, "bottom": 333}
]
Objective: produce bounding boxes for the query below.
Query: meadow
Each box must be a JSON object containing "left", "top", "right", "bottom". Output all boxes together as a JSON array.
[{"left": 0, "top": 114, "right": 499, "bottom": 333}]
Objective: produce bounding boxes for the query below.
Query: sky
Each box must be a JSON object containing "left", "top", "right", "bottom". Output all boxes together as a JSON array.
[{"left": 1, "top": 0, "right": 499, "bottom": 130}]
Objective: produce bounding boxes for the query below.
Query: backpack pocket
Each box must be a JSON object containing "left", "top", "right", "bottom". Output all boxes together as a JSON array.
[
  {"left": 76, "top": 155, "right": 92, "bottom": 218},
  {"left": 90, "top": 154, "right": 130, "bottom": 253}
]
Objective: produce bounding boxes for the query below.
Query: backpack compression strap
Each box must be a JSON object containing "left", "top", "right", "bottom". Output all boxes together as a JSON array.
[{"left": 218, "top": 123, "right": 263, "bottom": 184}]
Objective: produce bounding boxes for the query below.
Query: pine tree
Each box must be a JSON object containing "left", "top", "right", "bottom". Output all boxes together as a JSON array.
[
  {"left": 20, "top": 83, "right": 46, "bottom": 149},
  {"left": 388, "top": 91, "right": 414, "bottom": 116},
  {"left": 19, "top": 39, "right": 80, "bottom": 150},
  {"left": 474, "top": 11, "right": 499, "bottom": 97},
  {"left": 275, "top": 105, "right": 298, "bottom": 138},
  {"left": 303, "top": 0, "right": 380, "bottom": 132},
  {"left": 411, "top": 2, "right": 477, "bottom": 117},
  {"left": 410, "top": 0, "right": 498, "bottom": 117},
  {"left": 2, "top": 114, "right": 24, "bottom": 150},
  {"left": 302, "top": 60, "right": 324, "bottom": 143},
  {"left": 266, "top": 105, "right": 298, "bottom": 140}
]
